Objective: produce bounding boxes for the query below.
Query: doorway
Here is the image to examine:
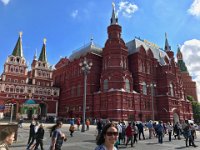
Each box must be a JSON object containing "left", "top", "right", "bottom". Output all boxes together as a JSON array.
[
  {"left": 173, "top": 113, "right": 179, "bottom": 124},
  {"left": 27, "top": 108, "right": 33, "bottom": 120},
  {"left": 39, "top": 103, "right": 47, "bottom": 117}
]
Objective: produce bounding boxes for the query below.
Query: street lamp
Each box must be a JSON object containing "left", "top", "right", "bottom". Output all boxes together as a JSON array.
[
  {"left": 10, "top": 103, "right": 14, "bottom": 123},
  {"left": 149, "top": 83, "right": 156, "bottom": 121},
  {"left": 79, "top": 57, "right": 92, "bottom": 132}
]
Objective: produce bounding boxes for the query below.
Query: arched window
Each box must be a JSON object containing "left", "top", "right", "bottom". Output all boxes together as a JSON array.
[
  {"left": 10, "top": 85, "right": 14, "bottom": 93},
  {"left": 10, "top": 66, "right": 14, "bottom": 72},
  {"left": 20, "top": 87, "right": 24, "bottom": 93},
  {"left": 125, "top": 79, "right": 130, "bottom": 92},
  {"left": 142, "top": 82, "right": 147, "bottom": 95},
  {"left": 16, "top": 86, "right": 20, "bottom": 93},
  {"left": 5, "top": 86, "right": 9, "bottom": 92},
  {"left": 170, "top": 83, "right": 174, "bottom": 96},
  {"left": 15, "top": 66, "right": 19, "bottom": 73},
  {"left": 103, "top": 79, "right": 108, "bottom": 92}
]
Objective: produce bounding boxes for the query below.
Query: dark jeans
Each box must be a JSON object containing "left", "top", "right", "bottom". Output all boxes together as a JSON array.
[
  {"left": 34, "top": 139, "right": 44, "bottom": 150},
  {"left": 126, "top": 136, "right": 133, "bottom": 147},
  {"left": 27, "top": 137, "right": 35, "bottom": 149},
  {"left": 27, "top": 134, "right": 34, "bottom": 144},
  {"left": 55, "top": 144, "right": 62, "bottom": 150},
  {"left": 139, "top": 130, "right": 145, "bottom": 140},
  {"left": 157, "top": 132, "right": 163, "bottom": 144},
  {"left": 168, "top": 132, "right": 172, "bottom": 141},
  {"left": 133, "top": 134, "right": 138, "bottom": 143}
]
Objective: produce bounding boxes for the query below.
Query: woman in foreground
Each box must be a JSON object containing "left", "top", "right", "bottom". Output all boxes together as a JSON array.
[{"left": 95, "top": 122, "right": 118, "bottom": 150}]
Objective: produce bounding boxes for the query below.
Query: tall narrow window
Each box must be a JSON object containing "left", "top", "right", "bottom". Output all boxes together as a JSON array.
[
  {"left": 170, "top": 83, "right": 174, "bottom": 96},
  {"left": 142, "top": 82, "right": 147, "bottom": 95},
  {"left": 103, "top": 79, "right": 108, "bottom": 92},
  {"left": 125, "top": 79, "right": 130, "bottom": 92}
]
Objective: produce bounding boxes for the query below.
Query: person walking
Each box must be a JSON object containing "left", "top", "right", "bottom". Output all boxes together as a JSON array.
[
  {"left": 50, "top": 121, "right": 67, "bottom": 150},
  {"left": 147, "top": 120, "right": 154, "bottom": 139},
  {"left": 76, "top": 118, "right": 81, "bottom": 131},
  {"left": 166, "top": 122, "right": 173, "bottom": 141},
  {"left": 156, "top": 121, "right": 164, "bottom": 144},
  {"left": 182, "top": 120, "right": 196, "bottom": 147},
  {"left": 34, "top": 124, "right": 45, "bottom": 150},
  {"left": 86, "top": 119, "right": 90, "bottom": 130},
  {"left": 27, "top": 121, "right": 39, "bottom": 150},
  {"left": 0, "top": 127, "right": 15, "bottom": 150},
  {"left": 18, "top": 116, "right": 24, "bottom": 128},
  {"left": 69, "top": 123, "right": 75, "bottom": 137},
  {"left": 117, "top": 121, "right": 122, "bottom": 145},
  {"left": 27, "top": 121, "right": 36, "bottom": 146},
  {"left": 138, "top": 122, "right": 145, "bottom": 140},
  {"left": 125, "top": 122, "right": 133, "bottom": 147},
  {"left": 95, "top": 122, "right": 118, "bottom": 150},
  {"left": 133, "top": 122, "right": 138, "bottom": 144}
]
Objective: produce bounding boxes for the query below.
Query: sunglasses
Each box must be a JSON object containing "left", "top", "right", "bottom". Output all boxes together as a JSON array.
[{"left": 106, "top": 132, "right": 118, "bottom": 136}]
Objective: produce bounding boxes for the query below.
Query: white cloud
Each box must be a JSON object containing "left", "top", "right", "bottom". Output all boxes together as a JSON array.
[
  {"left": 188, "top": 0, "right": 200, "bottom": 17},
  {"left": 71, "top": 10, "right": 78, "bottom": 18},
  {"left": 118, "top": 1, "right": 138, "bottom": 18},
  {"left": 1, "top": 0, "right": 10, "bottom": 5},
  {"left": 181, "top": 39, "right": 200, "bottom": 101}
]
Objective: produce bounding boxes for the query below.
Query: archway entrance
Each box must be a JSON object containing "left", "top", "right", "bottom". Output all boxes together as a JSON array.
[
  {"left": 173, "top": 113, "right": 179, "bottom": 124},
  {"left": 39, "top": 103, "right": 47, "bottom": 117},
  {"left": 27, "top": 108, "right": 33, "bottom": 119}
]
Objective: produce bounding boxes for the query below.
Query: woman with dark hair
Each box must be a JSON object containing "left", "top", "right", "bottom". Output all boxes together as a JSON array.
[
  {"left": 0, "top": 127, "right": 15, "bottom": 150},
  {"left": 50, "top": 121, "right": 67, "bottom": 150},
  {"left": 95, "top": 122, "right": 118, "bottom": 150}
]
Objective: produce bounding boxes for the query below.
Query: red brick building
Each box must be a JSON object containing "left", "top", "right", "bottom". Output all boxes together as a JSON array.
[
  {"left": 0, "top": 33, "right": 59, "bottom": 119},
  {"left": 177, "top": 47, "right": 198, "bottom": 101},
  {"left": 53, "top": 6, "right": 197, "bottom": 123}
]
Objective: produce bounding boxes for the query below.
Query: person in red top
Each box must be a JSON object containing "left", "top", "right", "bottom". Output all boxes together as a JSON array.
[
  {"left": 125, "top": 122, "right": 133, "bottom": 147},
  {"left": 86, "top": 119, "right": 90, "bottom": 130},
  {"left": 76, "top": 118, "right": 81, "bottom": 131}
]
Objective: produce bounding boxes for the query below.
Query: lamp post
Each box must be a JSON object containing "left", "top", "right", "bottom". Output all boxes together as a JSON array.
[
  {"left": 79, "top": 57, "right": 92, "bottom": 132},
  {"left": 10, "top": 103, "right": 14, "bottom": 123},
  {"left": 149, "top": 83, "right": 156, "bottom": 121}
]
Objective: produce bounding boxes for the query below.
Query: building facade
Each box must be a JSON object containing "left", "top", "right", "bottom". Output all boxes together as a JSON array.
[
  {"left": 0, "top": 33, "right": 59, "bottom": 120},
  {"left": 54, "top": 5, "right": 197, "bottom": 123},
  {"left": 177, "top": 47, "right": 198, "bottom": 101}
]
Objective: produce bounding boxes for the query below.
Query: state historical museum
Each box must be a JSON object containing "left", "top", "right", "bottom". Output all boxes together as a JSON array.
[
  {"left": 54, "top": 5, "right": 198, "bottom": 123},
  {"left": 0, "top": 5, "right": 197, "bottom": 123}
]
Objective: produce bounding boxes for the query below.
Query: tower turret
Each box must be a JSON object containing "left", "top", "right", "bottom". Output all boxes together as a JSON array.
[
  {"left": 12, "top": 32, "right": 23, "bottom": 57},
  {"left": 164, "top": 33, "right": 174, "bottom": 58},
  {"left": 38, "top": 38, "right": 47, "bottom": 62},
  {"left": 100, "top": 3, "right": 132, "bottom": 91}
]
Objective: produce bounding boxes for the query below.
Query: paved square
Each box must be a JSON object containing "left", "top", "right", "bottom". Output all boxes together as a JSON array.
[{"left": 11, "top": 123, "right": 200, "bottom": 150}]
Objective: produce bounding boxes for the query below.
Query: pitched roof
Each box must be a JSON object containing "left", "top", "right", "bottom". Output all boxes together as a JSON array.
[
  {"left": 38, "top": 38, "right": 47, "bottom": 62},
  {"left": 12, "top": 32, "right": 23, "bottom": 57}
]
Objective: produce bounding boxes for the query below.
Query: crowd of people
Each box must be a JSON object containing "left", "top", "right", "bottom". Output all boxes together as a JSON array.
[
  {"left": 95, "top": 119, "right": 199, "bottom": 149},
  {"left": 1, "top": 117, "right": 199, "bottom": 150}
]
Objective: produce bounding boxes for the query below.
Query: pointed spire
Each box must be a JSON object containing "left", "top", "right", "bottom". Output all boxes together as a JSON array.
[
  {"left": 177, "top": 45, "right": 183, "bottom": 60},
  {"left": 164, "top": 32, "right": 171, "bottom": 51},
  {"left": 110, "top": 2, "right": 118, "bottom": 25},
  {"left": 90, "top": 36, "right": 94, "bottom": 45},
  {"left": 38, "top": 38, "right": 47, "bottom": 62},
  {"left": 34, "top": 49, "right": 37, "bottom": 60},
  {"left": 12, "top": 32, "right": 23, "bottom": 57}
]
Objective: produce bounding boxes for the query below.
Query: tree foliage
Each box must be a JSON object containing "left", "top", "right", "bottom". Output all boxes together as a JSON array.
[{"left": 187, "top": 95, "right": 200, "bottom": 123}]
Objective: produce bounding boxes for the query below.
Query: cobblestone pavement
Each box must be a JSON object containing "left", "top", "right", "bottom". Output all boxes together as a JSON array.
[{"left": 9, "top": 123, "right": 200, "bottom": 150}]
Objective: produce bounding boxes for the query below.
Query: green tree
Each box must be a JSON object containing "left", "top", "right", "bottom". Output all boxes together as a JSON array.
[
  {"left": 191, "top": 101, "right": 200, "bottom": 123},
  {"left": 187, "top": 95, "right": 200, "bottom": 123}
]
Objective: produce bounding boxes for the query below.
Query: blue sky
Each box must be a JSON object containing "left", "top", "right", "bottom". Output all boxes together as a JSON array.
[{"left": 0, "top": 0, "right": 200, "bottom": 100}]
